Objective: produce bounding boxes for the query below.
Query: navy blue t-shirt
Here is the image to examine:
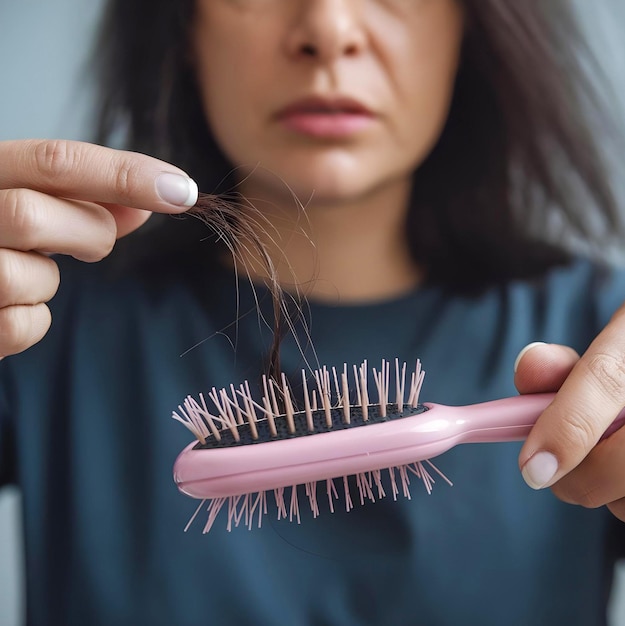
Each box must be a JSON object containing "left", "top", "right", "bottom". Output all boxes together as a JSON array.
[{"left": 1, "top": 229, "right": 624, "bottom": 625}]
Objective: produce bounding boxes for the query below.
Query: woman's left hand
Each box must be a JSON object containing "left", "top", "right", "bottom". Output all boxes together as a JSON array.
[{"left": 515, "top": 309, "right": 625, "bottom": 522}]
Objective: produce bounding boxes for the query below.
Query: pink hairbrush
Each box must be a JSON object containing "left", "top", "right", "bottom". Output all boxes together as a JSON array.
[{"left": 172, "top": 359, "right": 625, "bottom": 532}]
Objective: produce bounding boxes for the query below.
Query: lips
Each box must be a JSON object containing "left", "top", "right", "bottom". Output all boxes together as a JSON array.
[
  {"left": 276, "top": 96, "right": 375, "bottom": 138},
  {"left": 279, "top": 96, "right": 373, "bottom": 116}
]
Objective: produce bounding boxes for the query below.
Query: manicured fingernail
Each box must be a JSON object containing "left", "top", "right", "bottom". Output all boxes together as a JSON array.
[
  {"left": 522, "top": 451, "right": 558, "bottom": 489},
  {"left": 514, "top": 341, "right": 548, "bottom": 373},
  {"left": 156, "top": 173, "right": 198, "bottom": 208}
]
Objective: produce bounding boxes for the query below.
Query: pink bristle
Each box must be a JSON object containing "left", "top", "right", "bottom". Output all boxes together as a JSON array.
[
  {"left": 302, "top": 370, "right": 314, "bottom": 432},
  {"left": 261, "top": 375, "right": 277, "bottom": 436},
  {"left": 388, "top": 467, "right": 399, "bottom": 501},
  {"left": 396, "top": 359, "right": 406, "bottom": 412},
  {"left": 343, "top": 476, "right": 353, "bottom": 512},
  {"left": 373, "top": 469, "right": 386, "bottom": 499},
  {"left": 327, "top": 479, "right": 338, "bottom": 514},
  {"left": 289, "top": 486, "right": 301, "bottom": 524},
  {"left": 229, "top": 384, "right": 244, "bottom": 425},
  {"left": 305, "top": 482, "right": 319, "bottom": 518},
  {"left": 186, "top": 499, "right": 207, "bottom": 533},
  {"left": 358, "top": 361, "right": 370, "bottom": 421},
  {"left": 356, "top": 472, "right": 376, "bottom": 506},
  {"left": 409, "top": 462, "right": 433, "bottom": 495},
  {"left": 202, "top": 498, "right": 226, "bottom": 534},
  {"left": 281, "top": 373, "right": 296, "bottom": 434},
  {"left": 425, "top": 459, "right": 454, "bottom": 487},
  {"left": 340, "top": 364, "right": 351, "bottom": 424},
  {"left": 227, "top": 495, "right": 243, "bottom": 531},
  {"left": 275, "top": 488, "right": 287, "bottom": 520},
  {"left": 314, "top": 367, "right": 332, "bottom": 428}
]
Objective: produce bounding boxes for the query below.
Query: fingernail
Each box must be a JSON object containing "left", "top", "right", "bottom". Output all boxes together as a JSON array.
[
  {"left": 514, "top": 341, "right": 548, "bottom": 373},
  {"left": 155, "top": 173, "right": 198, "bottom": 208},
  {"left": 521, "top": 451, "right": 558, "bottom": 489}
]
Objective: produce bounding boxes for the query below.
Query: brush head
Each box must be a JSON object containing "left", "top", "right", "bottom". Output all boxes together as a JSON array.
[
  {"left": 193, "top": 402, "right": 429, "bottom": 449},
  {"left": 171, "top": 359, "right": 452, "bottom": 532}
]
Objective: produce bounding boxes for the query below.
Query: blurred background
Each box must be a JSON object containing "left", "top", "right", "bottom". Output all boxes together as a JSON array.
[{"left": 1, "top": 1, "right": 625, "bottom": 624}]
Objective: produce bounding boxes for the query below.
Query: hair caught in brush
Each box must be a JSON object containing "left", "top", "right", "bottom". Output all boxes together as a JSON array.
[{"left": 188, "top": 191, "right": 313, "bottom": 393}]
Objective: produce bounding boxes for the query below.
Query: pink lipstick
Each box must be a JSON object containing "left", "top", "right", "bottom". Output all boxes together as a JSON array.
[{"left": 276, "top": 96, "right": 375, "bottom": 138}]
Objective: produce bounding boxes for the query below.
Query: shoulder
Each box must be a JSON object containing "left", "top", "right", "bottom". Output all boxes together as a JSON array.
[
  {"left": 531, "top": 257, "right": 625, "bottom": 324},
  {"left": 498, "top": 257, "right": 625, "bottom": 350}
]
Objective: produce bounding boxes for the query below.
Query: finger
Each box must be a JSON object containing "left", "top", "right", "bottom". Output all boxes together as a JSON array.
[
  {"left": 0, "top": 139, "right": 198, "bottom": 212},
  {"left": 519, "top": 308, "right": 625, "bottom": 490},
  {"left": 0, "top": 189, "right": 120, "bottom": 262},
  {"left": 0, "top": 250, "right": 60, "bottom": 308},
  {"left": 514, "top": 342, "right": 580, "bottom": 394},
  {"left": 0, "top": 303, "right": 52, "bottom": 358},
  {"left": 550, "top": 423, "right": 625, "bottom": 509}
]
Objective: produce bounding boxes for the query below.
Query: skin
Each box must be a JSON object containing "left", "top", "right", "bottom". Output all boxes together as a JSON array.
[
  {"left": 0, "top": 0, "right": 624, "bottom": 522},
  {"left": 192, "top": 0, "right": 463, "bottom": 301}
]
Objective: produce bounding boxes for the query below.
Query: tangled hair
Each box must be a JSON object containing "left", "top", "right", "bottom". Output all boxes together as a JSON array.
[{"left": 95, "top": 0, "right": 623, "bottom": 290}]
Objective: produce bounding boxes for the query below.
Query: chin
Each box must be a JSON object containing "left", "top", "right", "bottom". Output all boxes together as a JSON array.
[{"left": 245, "top": 156, "right": 386, "bottom": 205}]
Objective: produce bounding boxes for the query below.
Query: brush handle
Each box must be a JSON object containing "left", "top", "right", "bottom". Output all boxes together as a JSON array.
[
  {"left": 426, "top": 392, "right": 625, "bottom": 445},
  {"left": 174, "top": 393, "right": 625, "bottom": 499}
]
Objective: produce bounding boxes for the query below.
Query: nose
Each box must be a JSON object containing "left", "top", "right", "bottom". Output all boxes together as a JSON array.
[{"left": 285, "top": 0, "right": 368, "bottom": 63}]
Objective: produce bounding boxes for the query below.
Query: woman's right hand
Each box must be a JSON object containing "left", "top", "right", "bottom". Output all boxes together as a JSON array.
[{"left": 0, "top": 139, "right": 198, "bottom": 358}]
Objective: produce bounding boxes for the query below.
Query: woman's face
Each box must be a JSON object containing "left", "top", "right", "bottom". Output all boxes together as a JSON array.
[{"left": 193, "top": 0, "right": 464, "bottom": 203}]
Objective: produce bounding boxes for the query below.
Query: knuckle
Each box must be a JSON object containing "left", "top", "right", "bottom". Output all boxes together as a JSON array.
[
  {"left": 32, "top": 139, "right": 79, "bottom": 183},
  {"left": 1, "top": 188, "right": 43, "bottom": 249},
  {"left": 577, "top": 487, "right": 605, "bottom": 509},
  {"left": 584, "top": 352, "right": 625, "bottom": 405},
  {"left": 113, "top": 158, "right": 143, "bottom": 199},
  {"left": 556, "top": 409, "right": 597, "bottom": 453},
  {"left": 554, "top": 481, "right": 604, "bottom": 509}
]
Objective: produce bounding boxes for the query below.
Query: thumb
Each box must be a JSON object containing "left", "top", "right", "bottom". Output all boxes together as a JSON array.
[
  {"left": 514, "top": 342, "right": 581, "bottom": 490},
  {"left": 514, "top": 342, "right": 580, "bottom": 394},
  {"left": 517, "top": 330, "right": 625, "bottom": 490}
]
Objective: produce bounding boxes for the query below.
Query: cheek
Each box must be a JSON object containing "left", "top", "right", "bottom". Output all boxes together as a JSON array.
[
  {"left": 194, "top": 38, "right": 248, "bottom": 124},
  {"left": 192, "top": 15, "right": 273, "bottom": 152},
  {"left": 400, "top": 59, "right": 460, "bottom": 155},
  {"left": 384, "top": 23, "right": 463, "bottom": 160}
]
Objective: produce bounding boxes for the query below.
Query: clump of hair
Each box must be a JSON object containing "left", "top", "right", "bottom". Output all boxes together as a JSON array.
[{"left": 189, "top": 192, "right": 309, "bottom": 393}]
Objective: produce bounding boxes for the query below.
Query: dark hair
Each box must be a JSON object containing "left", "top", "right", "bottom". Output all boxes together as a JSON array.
[{"left": 94, "top": 0, "right": 623, "bottom": 290}]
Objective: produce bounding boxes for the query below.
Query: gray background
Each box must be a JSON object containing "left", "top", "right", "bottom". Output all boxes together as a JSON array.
[{"left": 1, "top": 1, "right": 625, "bottom": 625}]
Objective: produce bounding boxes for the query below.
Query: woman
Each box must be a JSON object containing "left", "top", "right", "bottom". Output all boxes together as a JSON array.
[{"left": 1, "top": 0, "right": 625, "bottom": 623}]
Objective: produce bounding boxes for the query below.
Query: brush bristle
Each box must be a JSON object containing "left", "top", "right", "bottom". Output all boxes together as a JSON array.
[
  {"left": 172, "top": 358, "right": 426, "bottom": 445},
  {"left": 185, "top": 460, "right": 451, "bottom": 533},
  {"left": 173, "top": 359, "right": 453, "bottom": 532}
]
